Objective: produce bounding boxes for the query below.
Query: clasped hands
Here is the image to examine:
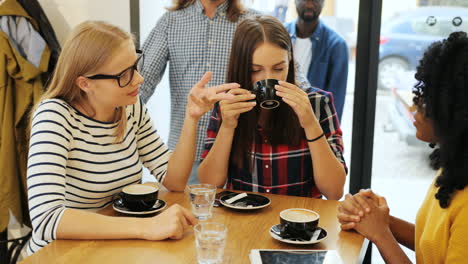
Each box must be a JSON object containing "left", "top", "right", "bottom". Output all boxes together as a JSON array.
[{"left": 337, "top": 189, "right": 392, "bottom": 243}]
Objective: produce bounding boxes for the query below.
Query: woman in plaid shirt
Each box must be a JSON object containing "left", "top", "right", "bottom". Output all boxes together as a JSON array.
[{"left": 198, "top": 16, "right": 347, "bottom": 200}]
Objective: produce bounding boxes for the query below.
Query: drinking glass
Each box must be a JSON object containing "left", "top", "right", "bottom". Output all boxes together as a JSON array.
[
  {"left": 194, "top": 222, "right": 227, "bottom": 264},
  {"left": 188, "top": 184, "right": 217, "bottom": 220}
]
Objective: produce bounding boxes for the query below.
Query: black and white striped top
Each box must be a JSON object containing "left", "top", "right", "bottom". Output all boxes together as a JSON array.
[{"left": 26, "top": 98, "right": 171, "bottom": 255}]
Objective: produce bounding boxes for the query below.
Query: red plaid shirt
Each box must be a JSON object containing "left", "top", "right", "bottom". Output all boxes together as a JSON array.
[{"left": 201, "top": 87, "right": 347, "bottom": 198}]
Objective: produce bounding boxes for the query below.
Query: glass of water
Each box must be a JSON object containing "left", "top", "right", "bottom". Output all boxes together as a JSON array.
[
  {"left": 188, "top": 184, "right": 217, "bottom": 220},
  {"left": 194, "top": 222, "right": 227, "bottom": 264}
]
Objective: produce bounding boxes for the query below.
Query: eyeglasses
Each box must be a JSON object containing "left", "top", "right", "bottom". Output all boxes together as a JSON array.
[{"left": 86, "top": 50, "right": 144, "bottom": 88}]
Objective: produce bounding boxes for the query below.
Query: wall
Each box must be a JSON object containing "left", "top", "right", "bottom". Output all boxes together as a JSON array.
[{"left": 38, "top": 0, "right": 130, "bottom": 44}]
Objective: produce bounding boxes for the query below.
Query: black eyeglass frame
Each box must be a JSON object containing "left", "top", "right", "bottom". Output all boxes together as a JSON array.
[{"left": 86, "top": 49, "right": 144, "bottom": 88}]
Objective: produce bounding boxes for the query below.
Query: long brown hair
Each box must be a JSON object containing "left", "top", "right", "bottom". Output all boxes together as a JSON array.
[
  {"left": 227, "top": 15, "right": 304, "bottom": 169},
  {"left": 168, "top": 0, "right": 245, "bottom": 22},
  {"left": 31, "top": 21, "right": 133, "bottom": 143}
]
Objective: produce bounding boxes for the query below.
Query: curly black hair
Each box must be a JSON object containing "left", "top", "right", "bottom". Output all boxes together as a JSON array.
[{"left": 413, "top": 31, "right": 468, "bottom": 208}]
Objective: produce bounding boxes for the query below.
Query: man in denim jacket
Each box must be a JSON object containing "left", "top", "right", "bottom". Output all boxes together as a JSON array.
[{"left": 284, "top": 0, "right": 348, "bottom": 121}]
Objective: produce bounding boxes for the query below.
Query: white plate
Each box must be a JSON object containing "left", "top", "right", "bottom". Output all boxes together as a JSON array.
[
  {"left": 219, "top": 192, "right": 271, "bottom": 210},
  {"left": 269, "top": 224, "right": 327, "bottom": 245},
  {"left": 113, "top": 199, "right": 166, "bottom": 215}
]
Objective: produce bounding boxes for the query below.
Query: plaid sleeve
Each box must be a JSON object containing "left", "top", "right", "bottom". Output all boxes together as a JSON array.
[
  {"left": 308, "top": 88, "right": 348, "bottom": 174},
  {"left": 200, "top": 103, "right": 222, "bottom": 161}
]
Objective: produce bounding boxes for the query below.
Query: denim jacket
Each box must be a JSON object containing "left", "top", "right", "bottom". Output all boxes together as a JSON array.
[{"left": 284, "top": 19, "right": 349, "bottom": 121}]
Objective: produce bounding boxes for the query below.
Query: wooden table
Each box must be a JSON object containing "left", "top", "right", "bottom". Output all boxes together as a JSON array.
[{"left": 21, "top": 190, "right": 368, "bottom": 264}]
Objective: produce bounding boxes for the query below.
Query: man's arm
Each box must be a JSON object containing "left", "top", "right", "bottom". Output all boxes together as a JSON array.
[
  {"left": 327, "top": 40, "right": 349, "bottom": 121},
  {"left": 140, "top": 13, "right": 170, "bottom": 103}
]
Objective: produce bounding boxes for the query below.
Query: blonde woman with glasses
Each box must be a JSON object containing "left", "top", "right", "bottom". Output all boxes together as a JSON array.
[{"left": 26, "top": 21, "right": 237, "bottom": 255}]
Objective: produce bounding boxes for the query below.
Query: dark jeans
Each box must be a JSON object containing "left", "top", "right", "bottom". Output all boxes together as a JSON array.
[
  {"left": 188, "top": 161, "right": 201, "bottom": 185},
  {"left": 0, "top": 229, "right": 7, "bottom": 264}
]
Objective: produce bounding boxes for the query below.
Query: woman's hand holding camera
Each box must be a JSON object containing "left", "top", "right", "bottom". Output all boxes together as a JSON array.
[
  {"left": 219, "top": 88, "right": 256, "bottom": 129},
  {"left": 274, "top": 81, "right": 318, "bottom": 130}
]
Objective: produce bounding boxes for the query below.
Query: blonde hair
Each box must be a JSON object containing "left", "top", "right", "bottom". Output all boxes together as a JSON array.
[{"left": 32, "top": 21, "right": 133, "bottom": 143}]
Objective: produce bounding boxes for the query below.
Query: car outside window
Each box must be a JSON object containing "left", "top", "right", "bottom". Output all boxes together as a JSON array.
[
  {"left": 390, "top": 20, "right": 414, "bottom": 34},
  {"left": 412, "top": 16, "right": 468, "bottom": 37}
]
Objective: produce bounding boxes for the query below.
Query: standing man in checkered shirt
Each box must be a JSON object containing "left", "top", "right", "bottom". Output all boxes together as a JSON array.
[{"left": 139, "top": 0, "right": 259, "bottom": 184}]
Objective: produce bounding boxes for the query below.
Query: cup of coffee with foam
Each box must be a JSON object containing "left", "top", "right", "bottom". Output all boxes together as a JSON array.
[
  {"left": 279, "top": 208, "right": 320, "bottom": 240},
  {"left": 121, "top": 184, "right": 159, "bottom": 211}
]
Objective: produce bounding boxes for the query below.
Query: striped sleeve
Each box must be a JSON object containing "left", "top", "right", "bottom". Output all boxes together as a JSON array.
[
  {"left": 27, "top": 102, "right": 72, "bottom": 243},
  {"left": 134, "top": 99, "right": 172, "bottom": 183},
  {"left": 309, "top": 88, "right": 348, "bottom": 174}
]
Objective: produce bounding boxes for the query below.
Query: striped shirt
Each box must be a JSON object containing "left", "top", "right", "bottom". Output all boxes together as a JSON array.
[
  {"left": 201, "top": 87, "right": 347, "bottom": 197},
  {"left": 26, "top": 98, "right": 171, "bottom": 255},
  {"left": 139, "top": 1, "right": 259, "bottom": 160}
]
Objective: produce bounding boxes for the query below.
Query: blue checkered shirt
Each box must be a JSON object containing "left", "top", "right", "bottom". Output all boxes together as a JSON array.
[{"left": 140, "top": 1, "right": 309, "bottom": 160}]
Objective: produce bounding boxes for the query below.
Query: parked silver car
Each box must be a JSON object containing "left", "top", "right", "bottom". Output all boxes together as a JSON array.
[{"left": 378, "top": 6, "right": 468, "bottom": 90}]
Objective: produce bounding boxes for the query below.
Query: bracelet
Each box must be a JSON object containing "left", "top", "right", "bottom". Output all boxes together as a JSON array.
[{"left": 306, "top": 133, "right": 324, "bottom": 142}]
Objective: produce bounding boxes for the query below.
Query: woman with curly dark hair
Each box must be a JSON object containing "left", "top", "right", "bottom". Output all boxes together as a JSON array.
[{"left": 336, "top": 31, "right": 468, "bottom": 263}]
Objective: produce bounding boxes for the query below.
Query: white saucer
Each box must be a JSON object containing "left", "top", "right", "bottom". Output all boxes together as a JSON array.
[
  {"left": 269, "top": 224, "right": 327, "bottom": 245},
  {"left": 113, "top": 199, "right": 166, "bottom": 215}
]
